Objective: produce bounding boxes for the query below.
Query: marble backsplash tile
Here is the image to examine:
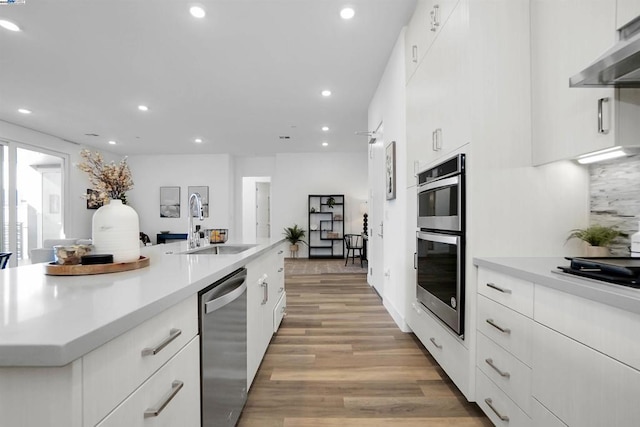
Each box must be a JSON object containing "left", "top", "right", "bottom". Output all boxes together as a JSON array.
[{"left": 590, "top": 154, "right": 640, "bottom": 256}]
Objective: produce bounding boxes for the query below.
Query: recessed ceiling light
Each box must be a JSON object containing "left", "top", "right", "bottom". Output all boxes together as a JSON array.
[
  {"left": 322, "top": 142, "right": 329, "bottom": 147},
  {"left": 17, "top": 108, "right": 31, "bottom": 114},
  {"left": 340, "top": 7, "right": 355, "bottom": 20},
  {"left": 138, "top": 105, "right": 149, "bottom": 111},
  {"left": 190, "top": 6, "right": 206, "bottom": 18},
  {"left": 194, "top": 138, "right": 203, "bottom": 143},
  {"left": 0, "top": 20, "right": 20, "bottom": 32},
  {"left": 108, "top": 140, "right": 117, "bottom": 145},
  {"left": 321, "top": 90, "right": 332, "bottom": 97},
  {"left": 322, "top": 126, "right": 329, "bottom": 132}
]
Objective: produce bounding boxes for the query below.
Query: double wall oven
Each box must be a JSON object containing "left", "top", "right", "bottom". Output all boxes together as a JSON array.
[{"left": 416, "top": 154, "right": 466, "bottom": 336}]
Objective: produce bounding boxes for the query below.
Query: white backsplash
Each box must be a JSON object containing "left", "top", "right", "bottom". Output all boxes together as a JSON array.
[{"left": 590, "top": 154, "right": 640, "bottom": 256}]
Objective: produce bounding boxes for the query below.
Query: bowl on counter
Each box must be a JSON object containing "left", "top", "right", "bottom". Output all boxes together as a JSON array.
[{"left": 53, "top": 244, "right": 94, "bottom": 265}]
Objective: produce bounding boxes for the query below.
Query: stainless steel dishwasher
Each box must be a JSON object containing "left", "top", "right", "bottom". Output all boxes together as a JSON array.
[{"left": 199, "top": 267, "right": 247, "bottom": 426}]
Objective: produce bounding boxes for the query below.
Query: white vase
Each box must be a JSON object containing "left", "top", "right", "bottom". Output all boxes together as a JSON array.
[{"left": 92, "top": 199, "right": 140, "bottom": 263}]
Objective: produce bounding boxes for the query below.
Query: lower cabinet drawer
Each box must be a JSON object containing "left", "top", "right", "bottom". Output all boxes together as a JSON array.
[
  {"left": 531, "top": 398, "right": 567, "bottom": 427},
  {"left": 97, "top": 337, "right": 201, "bottom": 427},
  {"left": 476, "top": 331, "right": 532, "bottom": 415},
  {"left": 273, "top": 292, "right": 286, "bottom": 333},
  {"left": 477, "top": 294, "right": 532, "bottom": 366},
  {"left": 409, "top": 302, "right": 469, "bottom": 397},
  {"left": 476, "top": 368, "right": 531, "bottom": 427},
  {"left": 83, "top": 295, "right": 198, "bottom": 426}
]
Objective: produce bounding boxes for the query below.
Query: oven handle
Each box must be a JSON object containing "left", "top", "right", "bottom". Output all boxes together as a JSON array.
[
  {"left": 417, "top": 231, "right": 459, "bottom": 245},
  {"left": 417, "top": 175, "right": 460, "bottom": 193}
]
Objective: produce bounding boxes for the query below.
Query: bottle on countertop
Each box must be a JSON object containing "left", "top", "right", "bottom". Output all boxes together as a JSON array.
[{"left": 631, "top": 221, "right": 640, "bottom": 258}]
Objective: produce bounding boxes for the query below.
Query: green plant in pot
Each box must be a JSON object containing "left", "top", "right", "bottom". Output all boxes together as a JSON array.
[
  {"left": 326, "top": 197, "right": 335, "bottom": 208},
  {"left": 283, "top": 224, "right": 307, "bottom": 258},
  {"left": 566, "top": 225, "right": 626, "bottom": 257}
]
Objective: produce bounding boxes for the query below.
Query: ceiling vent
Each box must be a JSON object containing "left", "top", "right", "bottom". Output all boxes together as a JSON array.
[{"left": 279, "top": 136, "right": 291, "bottom": 140}]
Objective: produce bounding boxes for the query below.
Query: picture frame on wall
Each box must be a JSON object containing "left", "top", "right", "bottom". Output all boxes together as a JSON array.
[
  {"left": 188, "top": 186, "right": 209, "bottom": 217},
  {"left": 385, "top": 141, "right": 396, "bottom": 200},
  {"left": 160, "top": 186, "right": 181, "bottom": 218},
  {"left": 86, "top": 189, "right": 103, "bottom": 209}
]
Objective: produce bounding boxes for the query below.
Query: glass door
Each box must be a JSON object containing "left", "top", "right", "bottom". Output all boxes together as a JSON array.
[{"left": 0, "top": 140, "right": 66, "bottom": 267}]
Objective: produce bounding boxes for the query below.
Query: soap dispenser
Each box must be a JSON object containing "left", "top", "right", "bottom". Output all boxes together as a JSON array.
[{"left": 631, "top": 221, "right": 640, "bottom": 258}]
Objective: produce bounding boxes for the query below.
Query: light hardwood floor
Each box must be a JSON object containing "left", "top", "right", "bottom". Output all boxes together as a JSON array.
[{"left": 237, "top": 273, "right": 491, "bottom": 426}]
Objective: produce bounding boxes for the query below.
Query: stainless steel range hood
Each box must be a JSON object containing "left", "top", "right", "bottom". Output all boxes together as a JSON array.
[{"left": 571, "top": 21, "right": 640, "bottom": 87}]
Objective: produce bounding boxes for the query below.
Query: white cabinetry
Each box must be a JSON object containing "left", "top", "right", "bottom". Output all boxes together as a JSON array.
[
  {"left": 475, "top": 269, "right": 534, "bottom": 424},
  {"left": 247, "top": 243, "right": 286, "bottom": 388},
  {"left": 477, "top": 265, "right": 640, "bottom": 426},
  {"left": 0, "top": 295, "right": 199, "bottom": 427},
  {"left": 531, "top": 0, "right": 640, "bottom": 165},
  {"left": 617, "top": 0, "right": 640, "bottom": 29},
  {"left": 405, "top": 0, "right": 470, "bottom": 182},
  {"left": 405, "top": 0, "right": 460, "bottom": 82}
]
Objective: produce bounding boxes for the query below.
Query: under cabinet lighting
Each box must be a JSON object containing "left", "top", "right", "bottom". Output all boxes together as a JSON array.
[
  {"left": 0, "top": 20, "right": 20, "bottom": 32},
  {"left": 17, "top": 108, "right": 31, "bottom": 114},
  {"left": 576, "top": 146, "right": 640, "bottom": 164}
]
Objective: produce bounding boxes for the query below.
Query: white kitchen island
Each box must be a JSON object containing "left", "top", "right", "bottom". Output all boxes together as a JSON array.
[{"left": 0, "top": 237, "right": 286, "bottom": 426}]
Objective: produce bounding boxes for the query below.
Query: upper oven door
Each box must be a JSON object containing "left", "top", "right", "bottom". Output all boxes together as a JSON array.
[{"left": 417, "top": 175, "right": 462, "bottom": 232}]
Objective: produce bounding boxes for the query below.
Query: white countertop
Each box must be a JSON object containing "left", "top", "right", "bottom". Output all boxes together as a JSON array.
[
  {"left": 473, "top": 257, "right": 640, "bottom": 316},
  {"left": 0, "top": 238, "right": 285, "bottom": 367}
]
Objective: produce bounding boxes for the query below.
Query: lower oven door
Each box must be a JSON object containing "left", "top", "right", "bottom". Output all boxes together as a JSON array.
[{"left": 416, "top": 231, "right": 464, "bottom": 336}]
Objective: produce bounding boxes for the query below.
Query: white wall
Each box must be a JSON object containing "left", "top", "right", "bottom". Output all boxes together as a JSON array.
[
  {"left": 271, "top": 152, "right": 368, "bottom": 258},
  {"left": 367, "top": 30, "right": 409, "bottom": 330},
  {"left": 0, "top": 120, "right": 120, "bottom": 240},
  {"left": 127, "top": 154, "right": 234, "bottom": 244}
]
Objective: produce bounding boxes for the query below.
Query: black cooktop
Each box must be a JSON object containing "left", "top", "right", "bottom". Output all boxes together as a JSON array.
[{"left": 557, "top": 257, "right": 640, "bottom": 289}]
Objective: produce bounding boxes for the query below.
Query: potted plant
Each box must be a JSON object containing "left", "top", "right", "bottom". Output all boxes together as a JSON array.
[
  {"left": 566, "top": 225, "right": 626, "bottom": 257},
  {"left": 326, "top": 196, "right": 336, "bottom": 208},
  {"left": 283, "top": 224, "right": 307, "bottom": 257}
]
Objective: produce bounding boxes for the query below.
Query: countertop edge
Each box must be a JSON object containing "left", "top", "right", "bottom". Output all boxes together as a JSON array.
[
  {"left": 473, "top": 257, "right": 640, "bottom": 316},
  {"left": 0, "top": 239, "right": 285, "bottom": 367}
]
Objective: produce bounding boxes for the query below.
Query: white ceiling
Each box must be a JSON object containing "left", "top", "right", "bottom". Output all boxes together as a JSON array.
[{"left": 0, "top": 0, "right": 416, "bottom": 156}]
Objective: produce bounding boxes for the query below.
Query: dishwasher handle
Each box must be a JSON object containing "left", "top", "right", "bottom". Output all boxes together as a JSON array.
[{"left": 204, "top": 272, "right": 247, "bottom": 315}]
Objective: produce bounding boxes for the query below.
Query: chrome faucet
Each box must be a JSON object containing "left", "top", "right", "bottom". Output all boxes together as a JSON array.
[{"left": 188, "top": 192, "right": 204, "bottom": 249}]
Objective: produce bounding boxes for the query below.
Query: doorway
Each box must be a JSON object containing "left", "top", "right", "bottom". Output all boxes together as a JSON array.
[{"left": 242, "top": 177, "right": 271, "bottom": 241}]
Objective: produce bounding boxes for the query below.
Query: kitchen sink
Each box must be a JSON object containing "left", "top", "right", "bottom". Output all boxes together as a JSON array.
[{"left": 178, "top": 244, "right": 258, "bottom": 255}]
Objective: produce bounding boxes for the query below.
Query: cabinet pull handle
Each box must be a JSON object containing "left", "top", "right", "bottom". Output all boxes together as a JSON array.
[
  {"left": 144, "top": 380, "right": 184, "bottom": 418},
  {"left": 412, "top": 45, "right": 418, "bottom": 63},
  {"left": 414, "top": 252, "right": 417, "bottom": 270},
  {"left": 430, "top": 5, "right": 440, "bottom": 32},
  {"left": 141, "top": 328, "right": 182, "bottom": 356},
  {"left": 486, "top": 282, "right": 512, "bottom": 294},
  {"left": 429, "top": 337, "right": 443, "bottom": 349},
  {"left": 432, "top": 130, "right": 437, "bottom": 151},
  {"left": 261, "top": 281, "right": 269, "bottom": 305},
  {"left": 435, "top": 128, "right": 442, "bottom": 150},
  {"left": 485, "top": 358, "right": 511, "bottom": 378},
  {"left": 486, "top": 318, "right": 511, "bottom": 334},
  {"left": 598, "top": 97, "right": 609, "bottom": 134},
  {"left": 484, "top": 398, "right": 509, "bottom": 422}
]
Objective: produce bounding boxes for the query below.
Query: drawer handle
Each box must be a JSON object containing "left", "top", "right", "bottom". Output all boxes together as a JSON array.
[
  {"left": 486, "top": 282, "right": 512, "bottom": 294},
  {"left": 144, "top": 380, "right": 184, "bottom": 418},
  {"left": 485, "top": 358, "right": 511, "bottom": 378},
  {"left": 261, "top": 281, "right": 269, "bottom": 305},
  {"left": 141, "top": 328, "right": 182, "bottom": 356},
  {"left": 486, "top": 319, "right": 511, "bottom": 334},
  {"left": 484, "top": 397, "right": 510, "bottom": 422},
  {"left": 429, "top": 337, "right": 443, "bottom": 349}
]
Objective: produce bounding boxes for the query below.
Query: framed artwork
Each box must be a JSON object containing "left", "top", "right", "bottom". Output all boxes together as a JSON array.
[
  {"left": 160, "top": 186, "right": 181, "bottom": 218},
  {"left": 385, "top": 141, "right": 396, "bottom": 200},
  {"left": 188, "top": 186, "right": 209, "bottom": 217},
  {"left": 86, "top": 189, "right": 103, "bottom": 209}
]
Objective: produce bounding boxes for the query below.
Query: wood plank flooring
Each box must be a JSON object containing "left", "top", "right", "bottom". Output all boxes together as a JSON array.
[{"left": 237, "top": 273, "right": 491, "bottom": 426}]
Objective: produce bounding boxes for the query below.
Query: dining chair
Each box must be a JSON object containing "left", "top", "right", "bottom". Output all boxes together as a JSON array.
[
  {"left": 344, "top": 234, "right": 363, "bottom": 267},
  {"left": 0, "top": 252, "right": 12, "bottom": 269}
]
